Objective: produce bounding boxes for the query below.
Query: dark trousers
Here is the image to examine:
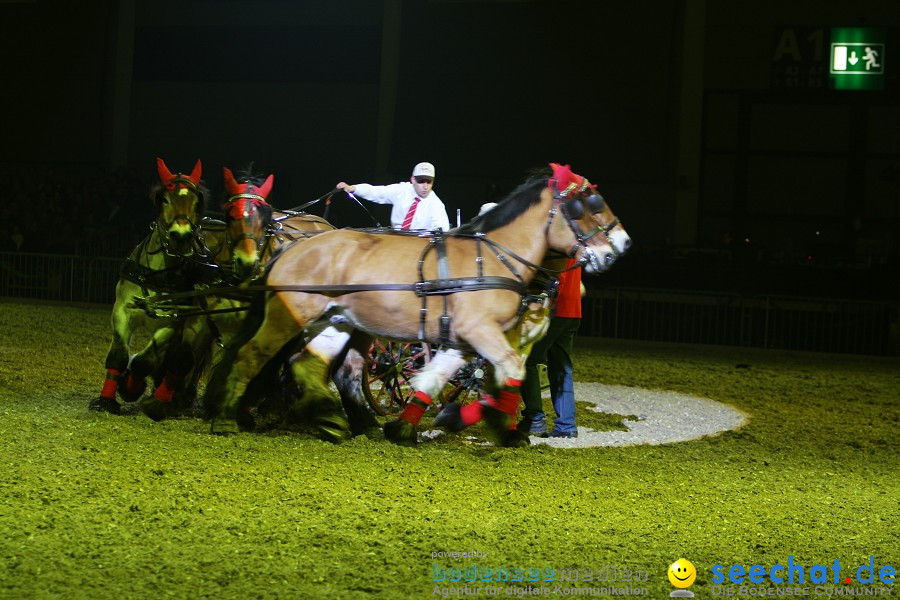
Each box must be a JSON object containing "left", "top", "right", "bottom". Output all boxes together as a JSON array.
[{"left": 520, "top": 316, "right": 580, "bottom": 434}]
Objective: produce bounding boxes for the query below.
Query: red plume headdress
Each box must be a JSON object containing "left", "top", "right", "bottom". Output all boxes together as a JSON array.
[
  {"left": 223, "top": 167, "right": 274, "bottom": 219},
  {"left": 157, "top": 157, "right": 202, "bottom": 191},
  {"left": 548, "top": 163, "right": 593, "bottom": 197}
]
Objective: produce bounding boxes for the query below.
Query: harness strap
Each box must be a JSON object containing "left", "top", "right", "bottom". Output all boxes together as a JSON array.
[
  {"left": 416, "top": 232, "right": 451, "bottom": 342},
  {"left": 434, "top": 231, "right": 452, "bottom": 342}
]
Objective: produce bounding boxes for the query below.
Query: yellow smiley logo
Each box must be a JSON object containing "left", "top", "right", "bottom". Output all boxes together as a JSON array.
[{"left": 668, "top": 558, "right": 697, "bottom": 588}]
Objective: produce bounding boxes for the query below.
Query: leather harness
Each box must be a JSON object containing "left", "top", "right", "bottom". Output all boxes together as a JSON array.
[{"left": 130, "top": 179, "right": 604, "bottom": 345}]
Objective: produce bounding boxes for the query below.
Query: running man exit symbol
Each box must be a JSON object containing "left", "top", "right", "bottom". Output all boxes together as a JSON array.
[{"left": 830, "top": 43, "right": 884, "bottom": 73}]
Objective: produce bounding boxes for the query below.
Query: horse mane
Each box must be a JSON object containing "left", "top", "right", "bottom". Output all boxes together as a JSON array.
[{"left": 454, "top": 167, "right": 551, "bottom": 234}]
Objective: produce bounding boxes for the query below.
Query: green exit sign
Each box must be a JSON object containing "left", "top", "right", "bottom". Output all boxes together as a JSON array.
[
  {"left": 829, "top": 27, "right": 886, "bottom": 90},
  {"left": 831, "top": 43, "right": 884, "bottom": 73}
]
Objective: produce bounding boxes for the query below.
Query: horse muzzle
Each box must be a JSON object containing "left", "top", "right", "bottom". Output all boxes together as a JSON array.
[
  {"left": 165, "top": 224, "right": 196, "bottom": 256},
  {"left": 582, "top": 247, "right": 617, "bottom": 273}
]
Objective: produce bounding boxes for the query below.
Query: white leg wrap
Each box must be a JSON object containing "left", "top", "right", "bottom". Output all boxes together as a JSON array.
[
  {"left": 410, "top": 348, "right": 466, "bottom": 399},
  {"left": 306, "top": 326, "right": 352, "bottom": 363}
]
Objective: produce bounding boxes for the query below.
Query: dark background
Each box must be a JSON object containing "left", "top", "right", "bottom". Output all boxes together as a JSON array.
[{"left": 1, "top": 0, "right": 898, "bottom": 300}]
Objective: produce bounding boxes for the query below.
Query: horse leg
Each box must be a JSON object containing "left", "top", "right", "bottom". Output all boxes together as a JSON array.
[
  {"left": 120, "top": 326, "right": 176, "bottom": 403},
  {"left": 383, "top": 348, "right": 467, "bottom": 447},
  {"left": 457, "top": 324, "right": 531, "bottom": 448},
  {"left": 91, "top": 304, "right": 140, "bottom": 414},
  {"left": 211, "top": 295, "right": 318, "bottom": 435},
  {"left": 290, "top": 325, "right": 354, "bottom": 443},
  {"left": 331, "top": 331, "right": 382, "bottom": 439},
  {"left": 140, "top": 341, "right": 195, "bottom": 422},
  {"left": 91, "top": 337, "right": 129, "bottom": 414}
]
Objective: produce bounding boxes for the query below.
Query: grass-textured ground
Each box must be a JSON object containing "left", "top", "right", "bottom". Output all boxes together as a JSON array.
[{"left": 0, "top": 299, "right": 897, "bottom": 599}]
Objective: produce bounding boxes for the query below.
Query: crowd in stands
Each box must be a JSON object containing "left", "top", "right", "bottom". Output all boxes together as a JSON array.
[{"left": 0, "top": 167, "right": 155, "bottom": 257}]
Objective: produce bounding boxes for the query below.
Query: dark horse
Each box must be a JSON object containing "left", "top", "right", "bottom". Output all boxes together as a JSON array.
[
  {"left": 204, "top": 163, "right": 630, "bottom": 446},
  {"left": 90, "top": 158, "right": 209, "bottom": 415},
  {"left": 131, "top": 166, "right": 344, "bottom": 423},
  {"left": 131, "top": 166, "right": 379, "bottom": 436}
]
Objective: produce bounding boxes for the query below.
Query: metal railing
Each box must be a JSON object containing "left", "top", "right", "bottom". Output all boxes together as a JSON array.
[
  {"left": 0, "top": 252, "right": 121, "bottom": 305},
  {"left": 582, "top": 287, "right": 899, "bottom": 356},
  {"left": 2, "top": 251, "right": 897, "bottom": 356}
]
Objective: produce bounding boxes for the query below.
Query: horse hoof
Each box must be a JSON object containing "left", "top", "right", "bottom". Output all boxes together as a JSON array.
[
  {"left": 432, "top": 402, "right": 465, "bottom": 432},
  {"left": 139, "top": 398, "right": 170, "bottom": 422},
  {"left": 117, "top": 370, "right": 147, "bottom": 403},
  {"left": 501, "top": 429, "right": 531, "bottom": 448},
  {"left": 211, "top": 418, "right": 240, "bottom": 436},
  {"left": 316, "top": 414, "right": 351, "bottom": 444},
  {"left": 90, "top": 396, "right": 121, "bottom": 415},
  {"left": 481, "top": 404, "right": 510, "bottom": 433},
  {"left": 237, "top": 410, "right": 256, "bottom": 432},
  {"left": 361, "top": 426, "right": 385, "bottom": 441},
  {"left": 383, "top": 419, "right": 418, "bottom": 447}
]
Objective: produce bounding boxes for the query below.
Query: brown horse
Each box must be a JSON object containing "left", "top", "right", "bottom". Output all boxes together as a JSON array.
[
  {"left": 199, "top": 167, "right": 337, "bottom": 284},
  {"left": 90, "top": 158, "right": 208, "bottom": 415},
  {"left": 205, "top": 163, "right": 630, "bottom": 446}
]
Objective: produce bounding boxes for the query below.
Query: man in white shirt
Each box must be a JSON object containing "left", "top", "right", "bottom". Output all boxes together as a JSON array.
[{"left": 336, "top": 162, "right": 450, "bottom": 231}]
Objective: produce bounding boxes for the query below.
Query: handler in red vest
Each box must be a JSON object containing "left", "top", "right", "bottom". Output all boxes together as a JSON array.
[{"left": 518, "top": 257, "right": 583, "bottom": 438}]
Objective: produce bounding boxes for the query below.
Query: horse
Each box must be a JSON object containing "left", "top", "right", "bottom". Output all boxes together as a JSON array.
[
  {"left": 204, "top": 163, "right": 631, "bottom": 446},
  {"left": 198, "top": 167, "right": 337, "bottom": 285},
  {"left": 214, "top": 169, "right": 380, "bottom": 437},
  {"left": 131, "top": 167, "right": 382, "bottom": 435},
  {"left": 90, "top": 158, "right": 209, "bottom": 415}
]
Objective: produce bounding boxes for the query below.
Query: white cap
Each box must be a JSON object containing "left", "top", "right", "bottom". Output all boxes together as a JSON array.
[{"left": 412, "top": 162, "right": 436, "bottom": 179}]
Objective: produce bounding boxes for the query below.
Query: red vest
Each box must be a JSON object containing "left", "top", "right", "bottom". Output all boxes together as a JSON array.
[{"left": 553, "top": 258, "right": 582, "bottom": 318}]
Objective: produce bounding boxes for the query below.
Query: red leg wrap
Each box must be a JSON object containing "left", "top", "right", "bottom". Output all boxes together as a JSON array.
[
  {"left": 398, "top": 391, "right": 431, "bottom": 426},
  {"left": 460, "top": 397, "right": 487, "bottom": 426},
  {"left": 153, "top": 373, "right": 183, "bottom": 404},
  {"left": 123, "top": 372, "right": 145, "bottom": 396},
  {"left": 497, "top": 379, "right": 522, "bottom": 429},
  {"left": 459, "top": 394, "right": 499, "bottom": 427},
  {"left": 100, "top": 369, "right": 122, "bottom": 399}
]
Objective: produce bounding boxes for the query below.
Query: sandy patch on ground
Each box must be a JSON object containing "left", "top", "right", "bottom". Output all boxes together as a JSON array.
[{"left": 528, "top": 382, "right": 748, "bottom": 448}]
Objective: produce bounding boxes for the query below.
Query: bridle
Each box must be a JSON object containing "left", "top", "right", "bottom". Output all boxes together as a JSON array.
[
  {"left": 545, "top": 175, "right": 622, "bottom": 271},
  {"left": 222, "top": 192, "right": 278, "bottom": 280},
  {"left": 223, "top": 193, "right": 274, "bottom": 251},
  {"left": 155, "top": 175, "right": 204, "bottom": 257}
]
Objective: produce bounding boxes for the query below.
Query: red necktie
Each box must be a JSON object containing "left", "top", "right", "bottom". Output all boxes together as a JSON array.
[{"left": 401, "top": 197, "right": 421, "bottom": 230}]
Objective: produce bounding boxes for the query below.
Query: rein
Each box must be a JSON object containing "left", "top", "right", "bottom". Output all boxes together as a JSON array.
[
  {"left": 131, "top": 227, "right": 535, "bottom": 325},
  {"left": 278, "top": 189, "right": 339, "bottom": 215}
]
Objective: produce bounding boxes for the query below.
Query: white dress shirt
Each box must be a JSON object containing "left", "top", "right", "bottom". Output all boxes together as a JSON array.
[{"left": 353, "top": 182, "right": 450, "bottom": 231}]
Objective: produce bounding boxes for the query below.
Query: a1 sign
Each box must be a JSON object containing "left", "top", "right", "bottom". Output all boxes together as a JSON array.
[{"left": 830, "top": 43, "right": 884, "bottom": 74}]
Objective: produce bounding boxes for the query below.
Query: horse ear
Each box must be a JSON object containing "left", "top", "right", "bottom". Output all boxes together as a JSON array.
[
  {"left": 189, "top": 159, "right": 202, "bottom": 185},
  {"left": 156, "top": 157, "right": 174, "bottom": 185},
  {"left": 223, "top": 167, "right": 240, "bottom": 195},
  {"left": 257, "top": 174, "right": 274, "bottom": 200}
]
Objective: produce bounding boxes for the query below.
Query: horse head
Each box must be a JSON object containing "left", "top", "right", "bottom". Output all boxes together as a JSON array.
[
  {"left": 222, "top": 167, "right": 275, "bottom": 282},
  {"left": 546, "top": 163, "right": 631, "bottom": 273},
  {"left": 154, "top": 157, "right": 206, "bottom": 256}
]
